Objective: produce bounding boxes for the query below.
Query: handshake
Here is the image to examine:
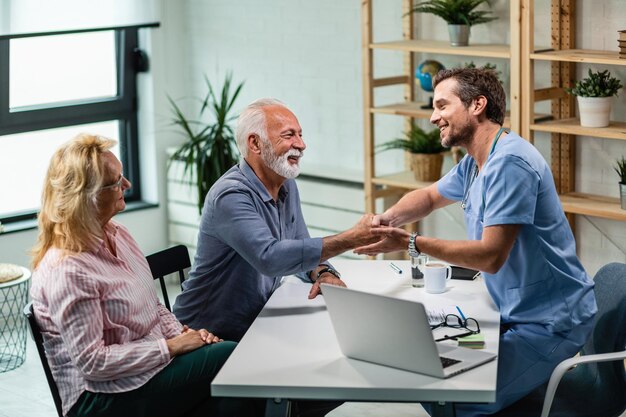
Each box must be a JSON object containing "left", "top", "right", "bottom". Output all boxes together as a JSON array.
[{"left": 345, "top": 213, "right": 413, "bottom": 257}]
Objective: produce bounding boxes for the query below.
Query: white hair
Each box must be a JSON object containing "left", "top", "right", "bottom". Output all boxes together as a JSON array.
[{"left": 235, "top": 98, "right": 286, "bottom": 158}]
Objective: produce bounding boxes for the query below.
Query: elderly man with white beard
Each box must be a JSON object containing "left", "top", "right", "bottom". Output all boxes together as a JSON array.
[
  {"left": 174, "top": 98, "right": 376, "bottom": 417},
  {"left": 174, "top": 98, "right": 375, "bottom": 343}
]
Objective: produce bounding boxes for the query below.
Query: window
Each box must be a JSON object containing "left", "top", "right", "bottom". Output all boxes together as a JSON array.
[{"left": 0, "top": 24, "right": 157, "bottom": 224}]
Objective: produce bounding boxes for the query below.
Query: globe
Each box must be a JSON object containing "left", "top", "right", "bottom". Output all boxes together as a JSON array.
[{"left": 416, "top": 60, "right": 445, "bottom": 93}]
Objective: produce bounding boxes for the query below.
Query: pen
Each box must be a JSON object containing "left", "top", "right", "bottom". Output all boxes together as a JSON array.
[
  {"left": 389, "top": 262, "right": 402, "bottom": 274},
  {"left": 456, "top": 306, "right": 466, "bottom": 320}
]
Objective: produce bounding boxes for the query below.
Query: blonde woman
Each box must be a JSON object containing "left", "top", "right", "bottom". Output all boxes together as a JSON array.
[{"left": 30, "top": 134, "right": 260, "bottom": 417}]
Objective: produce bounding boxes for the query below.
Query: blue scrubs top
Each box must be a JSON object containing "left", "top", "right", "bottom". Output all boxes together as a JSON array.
[{"left": 438, "top": 131, "right": 596, "bottom": 339}]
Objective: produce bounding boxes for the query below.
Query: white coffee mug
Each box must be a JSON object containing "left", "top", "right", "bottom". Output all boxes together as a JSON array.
[{"left": 423, "top": 263, "right": 452, "bottom": 294}]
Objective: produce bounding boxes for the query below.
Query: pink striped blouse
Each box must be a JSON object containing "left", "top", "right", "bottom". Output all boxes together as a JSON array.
[{"left": 30, "top": 221, "right": 183, "bottom": 416}]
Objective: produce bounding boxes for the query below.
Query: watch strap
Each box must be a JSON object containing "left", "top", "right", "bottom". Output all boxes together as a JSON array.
[
  {"left": 408, "top": 232, "right": 421, "bottom": 257},
  {"left": 317, "top": 266, "right": 341, "bottom": 280}
]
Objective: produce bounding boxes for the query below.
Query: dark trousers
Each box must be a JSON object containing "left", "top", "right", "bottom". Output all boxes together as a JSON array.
[{"left": 68, "top": 341, "right": 263, "bottom": 417}]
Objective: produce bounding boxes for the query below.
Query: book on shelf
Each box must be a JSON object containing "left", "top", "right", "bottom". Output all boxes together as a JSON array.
[{"left": 620, "top": 30, "right": 626, "bottom": 41}]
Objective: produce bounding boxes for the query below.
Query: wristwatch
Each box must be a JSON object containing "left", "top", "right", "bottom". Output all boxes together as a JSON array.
[
  {"left": 317, "top": 266, "right": 341, "bottom": 281},
  {"left": 408, "top": 232, "right": 421, "bottom": 257}
]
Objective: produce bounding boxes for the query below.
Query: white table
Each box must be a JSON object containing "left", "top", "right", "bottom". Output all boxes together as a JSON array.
[{"left": 212, "top": 260, "right": 500, "bottom": 417}]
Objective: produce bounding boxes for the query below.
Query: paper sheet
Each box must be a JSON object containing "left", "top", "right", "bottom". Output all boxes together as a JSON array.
[{"left": 427, "top": 304, "right": 466, "bottom": 326}]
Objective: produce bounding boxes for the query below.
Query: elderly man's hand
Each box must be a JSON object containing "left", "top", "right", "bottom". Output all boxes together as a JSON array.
[
  {"left": 350, "top": 213, "right": 384, "bottom": 246},
  {"left": 308, "top": 274, "right": 347, "bottom": 299}
]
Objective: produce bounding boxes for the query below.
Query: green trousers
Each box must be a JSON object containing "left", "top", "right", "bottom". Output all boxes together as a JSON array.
[{"left": 68, "top": 341, "right": 262, "bottom": 417}]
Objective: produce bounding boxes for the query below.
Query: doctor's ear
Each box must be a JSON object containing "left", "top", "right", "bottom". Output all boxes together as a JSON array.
[{"left": 471, "top": 96, "right": 488, "bottom": 116}]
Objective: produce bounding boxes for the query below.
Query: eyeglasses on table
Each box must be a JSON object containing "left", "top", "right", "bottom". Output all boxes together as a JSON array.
[{"left": 430, "top": 313, "right": 480, "bottom": 342}]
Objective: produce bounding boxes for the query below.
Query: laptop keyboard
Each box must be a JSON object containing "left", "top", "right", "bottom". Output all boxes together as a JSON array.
[{"left": 440, "top": 356, "right": 461, "bottom": 368}]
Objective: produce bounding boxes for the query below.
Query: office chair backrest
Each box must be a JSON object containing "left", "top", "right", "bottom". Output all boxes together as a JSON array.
[
  {"left": 23, "top": 303, "right": 64, "bottom": 417},
  {"left": 145, "top": 244, "right": 191, "bottom": 311},
  {"left": 567, "top": 262, "right": 626, "bottom": 416},
  {"left": 486, "top": 263, "right": 626, "bottom": 417},
  {"left": 584, "top": 262, "right": 626, "bottom": 357}
]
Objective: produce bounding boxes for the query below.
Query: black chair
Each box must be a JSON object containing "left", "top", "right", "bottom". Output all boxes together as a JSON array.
[
  {"left": 145, "top": 244, "right": 191, "bottom": 311},
  {"left": 492, "top": 262, "right": 626, "bottom": 417},
  {"left": 24, "top": 302, "right": 63, "bottom": 417}
]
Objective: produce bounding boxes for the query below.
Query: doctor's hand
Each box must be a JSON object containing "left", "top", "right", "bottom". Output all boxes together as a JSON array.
[
  {"left": 371, "top": 213, "right": 390, "bottom": 227},
  {"left": 353, "top": 226, "right": 411, "bottom": 256},
  {"left": 308, "top": 274, "right": 347, "bottom": 299}
]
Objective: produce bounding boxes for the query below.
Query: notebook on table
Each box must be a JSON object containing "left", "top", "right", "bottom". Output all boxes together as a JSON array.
[{"left": 320, "top": 284, "right": 497, "bottom": 379}]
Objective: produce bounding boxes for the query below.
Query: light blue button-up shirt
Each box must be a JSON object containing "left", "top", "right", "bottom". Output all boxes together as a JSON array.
[{"left": 173, "top": 160, "right": 323, "bottom": 341}]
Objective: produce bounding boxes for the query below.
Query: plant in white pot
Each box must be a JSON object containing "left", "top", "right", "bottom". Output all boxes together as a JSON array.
[
  {"left": 409, "top": 0, "right": 498, "bottom": 46},
  {"left": 614, "top": 156, "right": 626, "bottom": 210},
  {"left": 565, "top": 69, "right": 623, "bottom": 128},
  {"left": 378, "top": 124, "right": 446, "bottom": 182}
]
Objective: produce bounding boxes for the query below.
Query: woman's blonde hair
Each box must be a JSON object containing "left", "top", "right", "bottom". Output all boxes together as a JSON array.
[{"left": 31, "top": 133, "right": 117, "bottom": 268}]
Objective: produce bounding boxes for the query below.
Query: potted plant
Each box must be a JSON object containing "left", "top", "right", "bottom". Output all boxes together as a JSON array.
[
  {"left": 409, "top": 0, "right": 498, "bottom": 46},
  {"left": 565, "top": 69, "right": 623, "bottom": 128},
  {"left": 463, "top": 61, "right": 502, "bottom": 82},
  {"left": 378, "top": 124, "right": 446, "bottom": 181},
  {"left": 614, "top": 156, "right": 626, "bottom": 210},
  {"left": 168, "top": 73, "right": 244, "bottom": 213}
]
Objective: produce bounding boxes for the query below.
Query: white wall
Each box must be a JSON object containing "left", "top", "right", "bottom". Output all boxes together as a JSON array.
[
  {"left": 179, "top": 0, "right": 365, "bottom": 173},
  {"left": 1, "top": 0, "right": 625, "bottom": 276}
]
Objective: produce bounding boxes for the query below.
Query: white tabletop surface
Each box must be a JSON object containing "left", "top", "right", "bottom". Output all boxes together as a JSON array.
[{"left": 212, "top": 259, "right": 500, "bottom": 403}]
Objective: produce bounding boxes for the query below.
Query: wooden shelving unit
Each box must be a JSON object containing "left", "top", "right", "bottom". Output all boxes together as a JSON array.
[
  {"left": 362, "top": 0, "right": 521, "bottom": 215},
  {"left": 560, "top": 193, "right": 626, "bottom": 222},
  {"left": 521, "top": 0, "right": 626, "bottom": 225},
  {"left": 530, "top": 49, "right": 626, "bottom": 65},
  {"left": 530, "top": 118, "right": 626, "bottom": 141},
  {"left": 371, "top": 40, "right": 511, "bottom": 58}
]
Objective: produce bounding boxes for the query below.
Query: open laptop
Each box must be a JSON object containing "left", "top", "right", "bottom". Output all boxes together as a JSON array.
[{"left": 320, "top": 284, "right": 497, "bottom": 378}]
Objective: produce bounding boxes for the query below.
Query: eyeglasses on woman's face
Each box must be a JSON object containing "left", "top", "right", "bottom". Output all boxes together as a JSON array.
[{"left": 100, "top": 174, "right": 125, "bottom": 192}]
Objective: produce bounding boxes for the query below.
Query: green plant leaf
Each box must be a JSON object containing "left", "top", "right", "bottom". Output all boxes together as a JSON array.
[
  {"left": 167, "top": 73, "right": 245, "bottom": 213},
  {"left": 615, "top": 156, "right": 626, "bottom": 184},
  {"left": 565, "top": 69, "right": 623, "bottom": 97},
  {"left": 410, "top": 0, "right": 497, "bottom": 26},
  {"left": 377, "top": 124, "right": 445, "bottom": 154}
]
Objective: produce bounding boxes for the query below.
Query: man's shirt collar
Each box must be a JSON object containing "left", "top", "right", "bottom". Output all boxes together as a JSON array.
[{"left": 240, "top": 159, "right": 289, "bottom": 203}]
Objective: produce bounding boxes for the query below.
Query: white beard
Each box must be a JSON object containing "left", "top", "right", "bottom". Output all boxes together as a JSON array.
[{"left": 261, "top": 142, "right": 302, "bottom": 179}]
